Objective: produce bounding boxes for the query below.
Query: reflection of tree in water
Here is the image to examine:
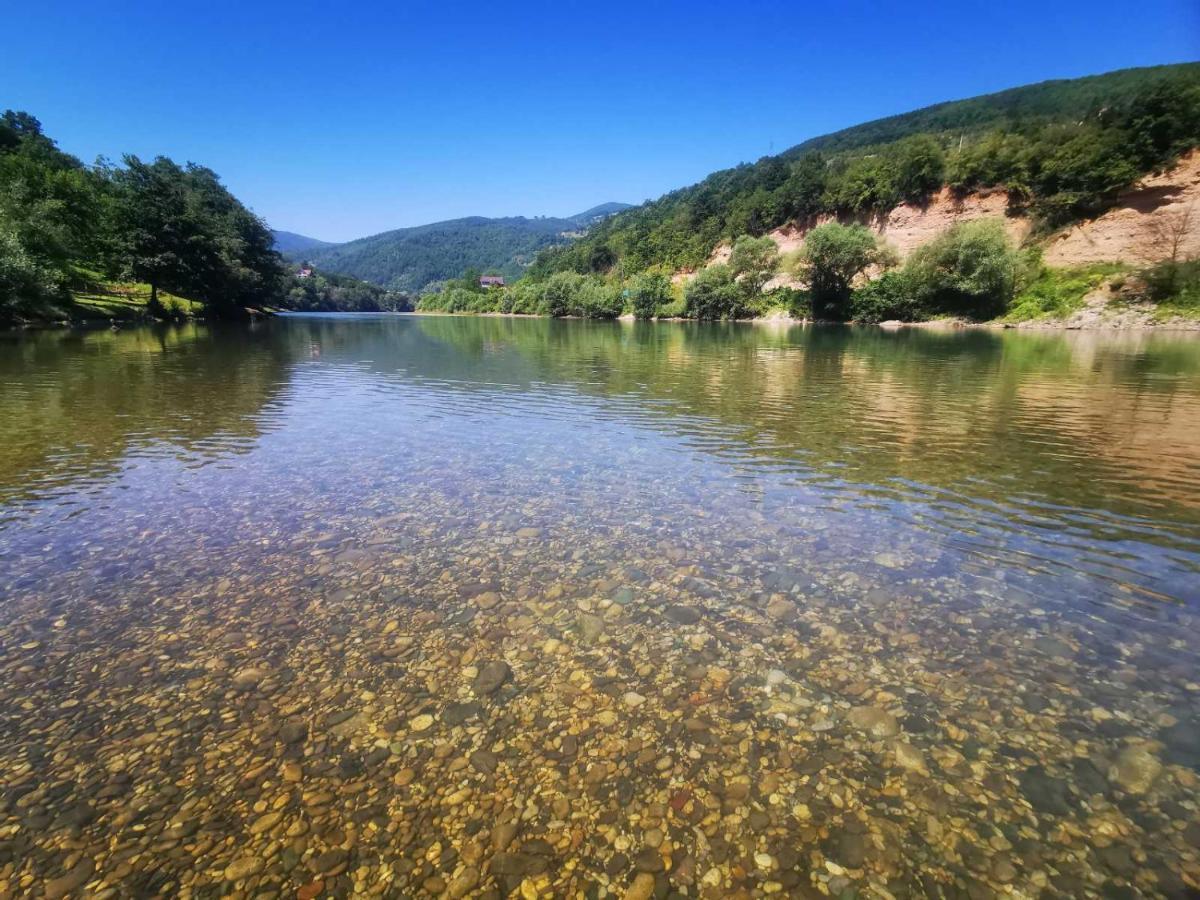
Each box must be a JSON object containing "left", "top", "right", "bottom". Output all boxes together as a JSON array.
[
  {"left": 393, "top": 316, "right": 1200, "bottom": 534},
  {"left": 0, "top": 322, "right": 299, "bottom": 508},
  {"left": 3, "top": 315, "right": 1198, "bottom": 546}
]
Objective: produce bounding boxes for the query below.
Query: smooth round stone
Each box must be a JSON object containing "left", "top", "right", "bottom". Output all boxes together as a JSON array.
[
  {"left": 847, "top": 705, "right": 900, "bottom": 738},
  {"left": 410, "top": 713, "right": 434, "bottom": 732},
  {"left": 224, "top": 856, "right": 264, "bottom": 881},
  {"left": 1110, "top": 745, "right": 1162, "bottom": 794}
]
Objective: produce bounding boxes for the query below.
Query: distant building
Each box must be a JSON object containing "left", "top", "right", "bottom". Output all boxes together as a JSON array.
[
  {"left": 479, "top": 275, "right": 505, "bottom": 288},
  {"left": 297, "top": 265, "right": 314, "bottom": 278}
]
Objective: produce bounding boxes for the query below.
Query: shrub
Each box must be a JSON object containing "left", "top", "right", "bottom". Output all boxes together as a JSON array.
[
  {"left": 893, "top": 135, "right": 946, "bottom": 202},
  {"left": 1140, "top": 257, "right": 1200, "bottom": 312},
  {"left": 1003, "top": 260, "right": 1125, "bottom": 322},
  {"left": 0, "top": 225, "right": 64, "bottom": 319},
  {"left": 541, "top": 271, "right": 585, "bottom": 317},
  {"left": 502, "top": 280, "right": 545, "bottom": 314},
  {"left": 573, "top": 278, "right": 623, "bottom": 319},
  {"left": 629, "top": 272, "right": 671, "bottom": 319},
  {"left": 792, "top": 223, "right": 890, "bottom": 320},
  {"left": 850, "top": 271, "right": 926, "bottom": 323},
  {"left": 684, "top": 264, "right": 746, "bottom": 320},
  {"left": 657, "top": 294, "right": 687, "bottom": 318},
  {"left": 904, "top": 219, "right": 1021, "bottom": 319},
  {"left": 760, "top": 286, "right": 812, "bottom": 318}
]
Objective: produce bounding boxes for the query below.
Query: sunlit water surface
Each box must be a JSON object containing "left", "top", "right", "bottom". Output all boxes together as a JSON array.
[{"left": 1, "top": 314, "right": 1199, "bottom": 899}]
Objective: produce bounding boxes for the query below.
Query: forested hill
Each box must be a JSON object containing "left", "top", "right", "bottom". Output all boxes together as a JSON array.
[
  {"left": 0, "top": 110, "right": 401, "bottom": 324},
  {"left": 784, "top": 63, "right": 1198, "bottom": 156},
  {"left": 303, "top": 205, "right": 630, "bottom": 293},
  {"left": 569, "top": 202, "right": 634, "bottom": 225},
  {"left": 530, "top": 62, "right": 1200, "bottom": 278},
  {"left": 272, "top": 230, "right": 334, "bottom": 257}
]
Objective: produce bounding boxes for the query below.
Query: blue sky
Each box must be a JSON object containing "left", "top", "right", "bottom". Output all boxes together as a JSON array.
[{"left": 4, "top": 1, "right": 1198, "bottom": 241}]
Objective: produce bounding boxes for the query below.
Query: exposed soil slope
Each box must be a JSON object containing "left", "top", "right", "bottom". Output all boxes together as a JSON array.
[
  {"left": 1043, "top": 151, "right": 1200, "bottom": 267},
  {"left": 705, "top": 151, "right": 1199, "bottom": 272}
]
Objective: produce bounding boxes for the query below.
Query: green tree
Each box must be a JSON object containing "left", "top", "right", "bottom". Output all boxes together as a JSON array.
[
  {"left": 728, "top": 234, "right": 780, "bottom": 295},
  {"left": 542, "top": 271, "right": 585, "bottom": 317},
  {"left": 793, "top": 223, "right": 890, "bottom": 320},
  {"left": 824, "top": 156, "right": 899, "bottom": 213},
  {"left": 629, "top": 271, "right": 671, "bottom": 319},
  {"left": 111, "top": 156, "right": 204, "bottom": 313},
  {"left": 574, "top": 277, "right": 623, "bottom": 318},
  {"left": 684, "top": 264, "right": 745, "bottom": 320},
  {"left": 111, "top": 156, "right": 283, "bottom": 316},
  {"left": 893, "top": 135, "right": 946, "bottom": 202},
  {"left": 903, "top": 219, "right": 1022, "bottom": 318}
]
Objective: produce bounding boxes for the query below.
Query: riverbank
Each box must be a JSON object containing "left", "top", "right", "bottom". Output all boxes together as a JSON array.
[{"left": 401, "top": 306, "right": 1200, "bottom": 331}]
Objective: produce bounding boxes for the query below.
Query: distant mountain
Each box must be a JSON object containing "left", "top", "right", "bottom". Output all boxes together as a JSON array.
[
  {"left": 567, "top": 202, "right": 634, "bottom": 226},
  {"left": 304, "top": 207, "right": 627, "bottom": 293},
  {"left": 272, "top": 230, "right": 335, "bottom": 257}
]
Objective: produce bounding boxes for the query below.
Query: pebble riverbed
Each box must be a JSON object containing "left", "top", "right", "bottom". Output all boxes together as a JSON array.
[{"left": 0, "top": 316, "right": 1198, "bottom": 899}]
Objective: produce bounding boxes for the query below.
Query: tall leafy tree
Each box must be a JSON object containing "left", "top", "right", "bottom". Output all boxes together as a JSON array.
[{"left": 792, "top": 223, "right": 892, "bottom": 320}]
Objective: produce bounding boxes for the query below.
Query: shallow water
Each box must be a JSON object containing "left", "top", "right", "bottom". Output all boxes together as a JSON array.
[{"left": 1, "top": 314, "right": 1199, "bottom": 899}]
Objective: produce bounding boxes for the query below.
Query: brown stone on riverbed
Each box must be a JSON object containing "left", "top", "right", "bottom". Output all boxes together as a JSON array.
[
  {"left": 473, "top": 660, "right": 511, "bottom": 695},
  {"left": 665, "top": 605, "right": 701, "bottom": 625},
  {"left": 312, "top": 847, "right": 349, "bottom": 876},
  {"left": 847, "top": 705, "right": 900, "bottom": 738},
  {"left": 474, "top": 591, "right": 501, "bottom": 610},
  {"left": 766, "top": 596, "right": 798, "bottom": 623},
  {"left": 44, "top": 858, "right": 94, "bottom": 899},
  {"left": 624, "top": 872, "right": 657, "bottom": 900},
  {"left": 279, "top": 719, "right": 308, "bottom": 744},
  {"left": 223, "top": 856, "right": 264, "bottom": 882}
]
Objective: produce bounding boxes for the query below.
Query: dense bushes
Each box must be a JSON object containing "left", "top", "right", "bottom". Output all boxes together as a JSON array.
[
  {"left": 728, "top": 235, "right": 780, "bottom": 294},
  {"left": 1002, "top": 261, "right": 1125, "bottom": 322},
  {"left": 629, "top": 272, "right": 672, "bottom": 319},
  {"left": 1140, "top": 258, "right": 1200, "bottom": 313},
  {"left": 419, "top": 232, "right": 783, "bottom": 321},
  {"left": 429, "top": 212, "right": 1185, "bottom": 326},
  {"left": 419, "top": 270, "right": 624, "bottom": 319},
  {"left": 683, "top": 265, "right": 745, "bottom": 320},
  {"left": 902, "top": 220, "right": 1023, "bottom": 318},
  {"left": 849, "top": 272, "right": 926, "bottom": 323}
]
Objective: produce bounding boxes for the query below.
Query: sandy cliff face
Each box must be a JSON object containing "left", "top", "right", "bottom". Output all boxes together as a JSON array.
[
  {"left": 1043, "top": 151, "right": 1200, "bottom": 267},
  {"left": 702, "top": 150, "right": 1199, "bottom": 274}
]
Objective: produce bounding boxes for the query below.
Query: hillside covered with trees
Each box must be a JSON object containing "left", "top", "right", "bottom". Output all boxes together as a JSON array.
[
  {"left": 281, "top": 266, "right": 410, "bottom": 312},
  {"left": 418, "top": 63, "right": 1200, "bottom": 325},
  {"left": 301, "top": 204, "right": 631, "bottom": 294},
  {"left": 529, "top": 63, "right": 1200, "bottom": 279}
]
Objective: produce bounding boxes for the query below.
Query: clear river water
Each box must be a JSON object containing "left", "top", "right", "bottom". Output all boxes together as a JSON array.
[{"left": 0, "top": 313, "right": 1199, "bottom": 899}]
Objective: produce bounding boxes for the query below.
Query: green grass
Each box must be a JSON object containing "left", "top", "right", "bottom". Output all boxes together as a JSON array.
[
  {"left": 65, "top": 269, "right": 201, "bottom": 321},
  {"left": 1001, "top": 263, "right": 1127, "bottom": 323},
  {"left": 1138, "top": 259, "right": 1200, "bottom": 322}
]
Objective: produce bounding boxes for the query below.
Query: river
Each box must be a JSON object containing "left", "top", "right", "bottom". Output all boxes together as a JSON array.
[{"left": 1, "top": 314, "right": 1198, "bottom": 897}]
